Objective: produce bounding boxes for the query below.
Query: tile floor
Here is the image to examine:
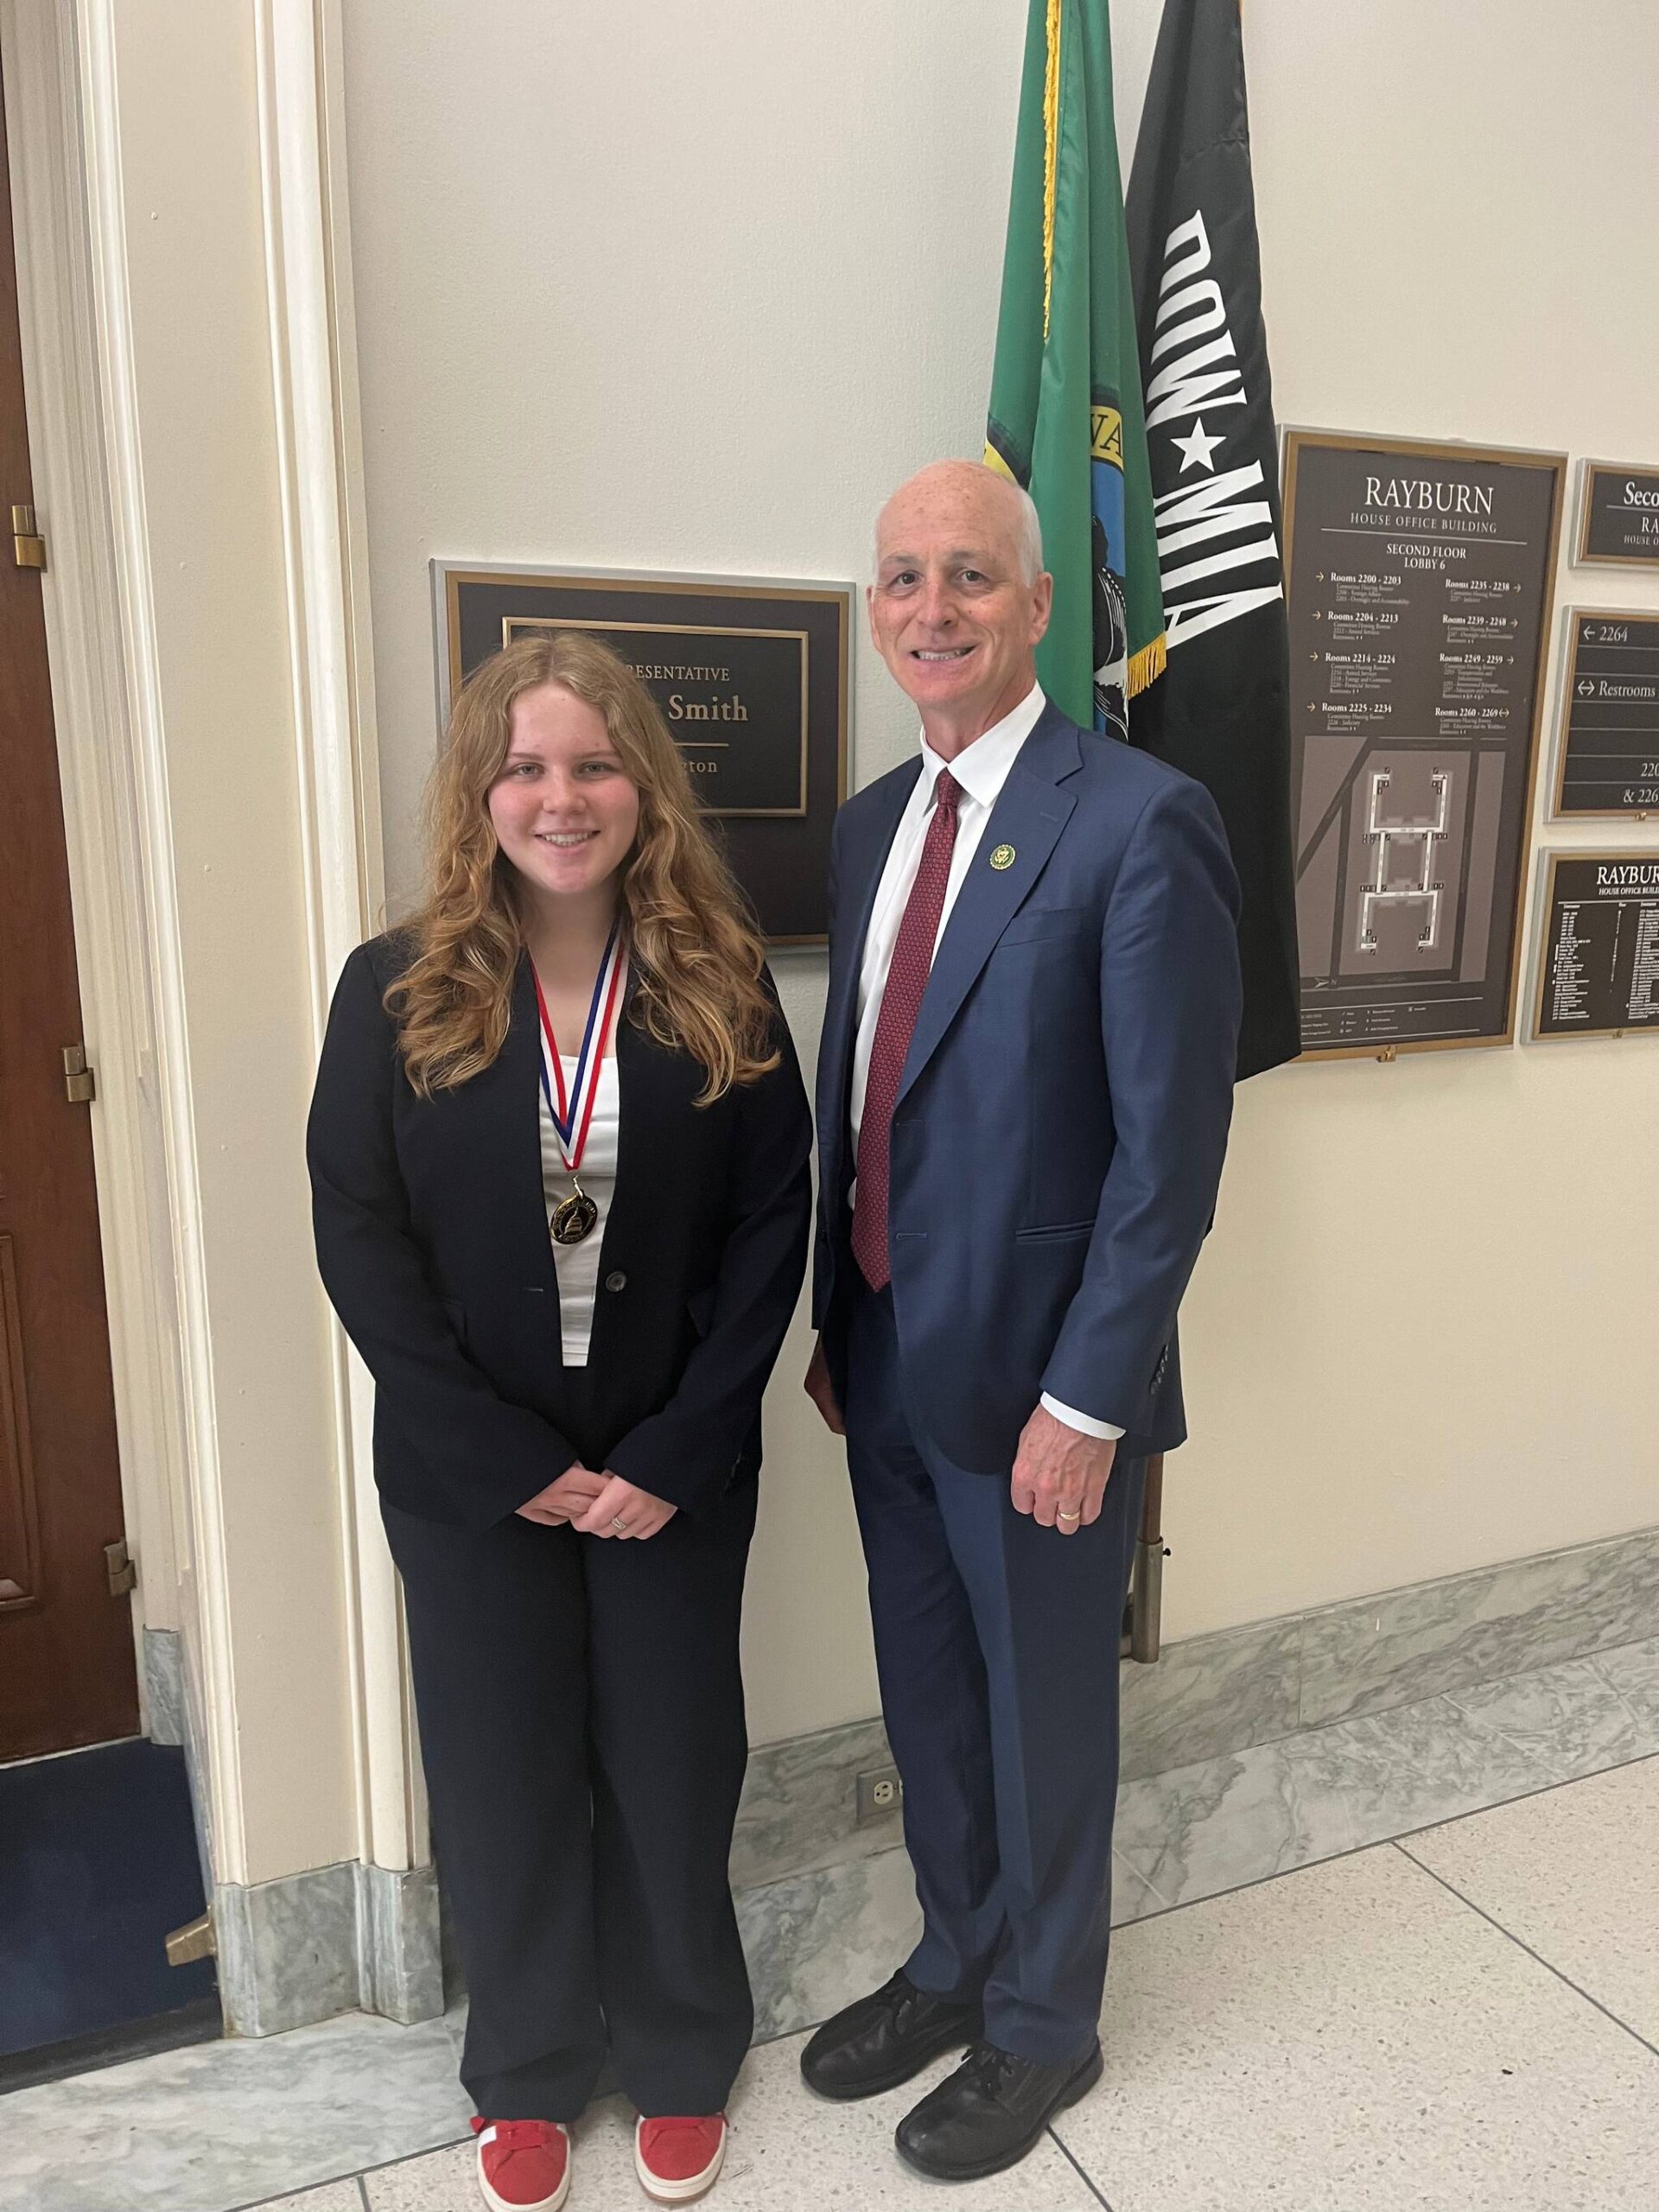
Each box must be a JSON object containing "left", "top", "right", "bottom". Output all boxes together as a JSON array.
[{"left": 4, "top": 1644, "right": 1658, "bottom": 2212}]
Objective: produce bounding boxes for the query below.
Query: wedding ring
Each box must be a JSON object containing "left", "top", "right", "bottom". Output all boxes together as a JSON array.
[
  {"left": 612, "top": 1516, "right": 631, "bottom": 1533},
  {"left": 1057, "top": 1509, "right": 1082, "bottom": 1522}
]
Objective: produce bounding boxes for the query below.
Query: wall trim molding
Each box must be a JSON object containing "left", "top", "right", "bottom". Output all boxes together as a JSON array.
[
  {"left": 51, "top": 0, "right": 251, "bottom": 1880},
  {"left": 249, "top": 0, "right": 418, "bottom": 1878},
  {"left": 0, "top": 0, "right": 198, "bottom": 1707},
  {"left": 10, "top": 1, "right": 414, "bottom": 1889}
]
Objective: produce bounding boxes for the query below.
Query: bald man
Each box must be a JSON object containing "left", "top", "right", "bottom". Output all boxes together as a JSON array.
[{"left": 800, "top": 461, "right": 1242, "bottom": 2181}]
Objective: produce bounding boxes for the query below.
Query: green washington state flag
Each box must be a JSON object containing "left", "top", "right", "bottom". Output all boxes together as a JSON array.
[{"left": 986, "top": 0, "right": 1166, "bottom": 735}]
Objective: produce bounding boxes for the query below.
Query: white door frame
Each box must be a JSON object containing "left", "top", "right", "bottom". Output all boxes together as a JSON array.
[{"left": 1, "top": 0, "right": 423, "bottom": 1880}]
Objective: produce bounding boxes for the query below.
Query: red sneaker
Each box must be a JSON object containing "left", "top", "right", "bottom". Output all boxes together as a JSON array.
[
  {"left": 634, "top": 2113, "right": 728, "bottom": 2204},
  {"left": 471, "top": 2114, "right": 571, "bottom": 2212}
]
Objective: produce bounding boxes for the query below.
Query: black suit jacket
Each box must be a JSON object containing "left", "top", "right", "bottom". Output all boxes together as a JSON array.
[{"left": 308, "top": 935, "right": 812, "bottom": 1531}]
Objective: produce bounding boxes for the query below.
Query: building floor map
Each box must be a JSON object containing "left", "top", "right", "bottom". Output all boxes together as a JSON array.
[{"left": 1283, "top": 433, "right": 1565, "bottom": 1055}]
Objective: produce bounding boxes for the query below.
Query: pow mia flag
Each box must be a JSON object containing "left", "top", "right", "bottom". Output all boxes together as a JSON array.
[{"left": 1126, "top": 0, "right": 1300, "bottom": 1078}]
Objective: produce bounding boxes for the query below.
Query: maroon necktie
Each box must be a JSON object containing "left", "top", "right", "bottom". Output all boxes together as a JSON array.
[{"left": 851, "top": 768, "right": 963, "bottom": 1291}]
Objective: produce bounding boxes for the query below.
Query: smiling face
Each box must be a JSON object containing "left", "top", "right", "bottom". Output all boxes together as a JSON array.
[
  {"left": 486, "top": 681, "right": 641, "bottom": 912},
  {"left": 868, "top": 461, "right": 1052, "bottom": 748}
]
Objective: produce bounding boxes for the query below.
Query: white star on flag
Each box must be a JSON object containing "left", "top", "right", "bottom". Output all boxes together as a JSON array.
[{"left": 1171, "top": 417, "right": 1225, "bottom": 473}]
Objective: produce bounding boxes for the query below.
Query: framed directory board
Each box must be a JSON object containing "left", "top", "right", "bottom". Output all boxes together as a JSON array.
[
  {"left": 1282, "top": 431, "right": 1566, "bottom": 1057},
  {"left": 1531, "top": 852, "right": 1659, "bottom": 1041},
  {"left": 1550, "top": 608, "right": 1659, "bottom": 819}
]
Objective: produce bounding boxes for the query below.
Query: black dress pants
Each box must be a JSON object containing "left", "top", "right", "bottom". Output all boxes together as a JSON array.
[{"left": 383, "top": 1471, "right": 757, "bottom": 2122}]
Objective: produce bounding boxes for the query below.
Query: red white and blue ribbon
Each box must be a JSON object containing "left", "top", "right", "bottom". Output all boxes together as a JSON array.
[{"left": 531, "top": 921, "right": 626, "bottom": 1177}]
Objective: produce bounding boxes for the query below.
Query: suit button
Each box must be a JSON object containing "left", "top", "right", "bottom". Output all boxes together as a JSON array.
[{"left": 604, "top": 1270, "right": 627, "bottom": 1294}]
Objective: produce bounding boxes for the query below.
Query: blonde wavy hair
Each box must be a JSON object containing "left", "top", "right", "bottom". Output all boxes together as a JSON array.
[{"left": 387, "top": 631, "right": 779, "bottom": 1103}]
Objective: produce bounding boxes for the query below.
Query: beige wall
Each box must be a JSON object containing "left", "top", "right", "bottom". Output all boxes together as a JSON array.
[{"left": 340, "top": 0, "right": 1659, "bottom": 1746}]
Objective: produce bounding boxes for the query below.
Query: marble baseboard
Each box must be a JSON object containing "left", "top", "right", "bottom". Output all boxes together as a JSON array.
[
  {"left": 355, "top": 1863, "right": 444, "bottom": 2026},
  {"left": 731, "top": 1837, "right": 1170, "bottom": 2044},
  {"left": 732, "top": 1716, "right": 902, "bottom": 1891},
  {"left": 732, "top": 1524, "right": 1659, "bottom": 1893},
  {"left": 1112, "top": 1637, "right": 1659, "bottom": 1916},
  {"left": 215, "top": 1859, "right": 445, "bottom": 2039},
  {"left": 1118, "top": 1610, "right": 1303, "bottom": 1784},
  {"left": 177, "top": 1661, "right": 218, "bottom": 1910},
  {"left": 215, "top": 1865, "right": 358, "bottom": 2040},
  {"left": 1296, "top": 1523, "right": 1659, "bottom": 1730},
  {"left": 1133, "top": 1522, "right": 1659, "bottom": 1778},
  {"left": 736, "top": 1846, "right": 920, "bottom": 2043},
  {"left": 140, "top": 1627, "right": 185, "bottom": 1747}
]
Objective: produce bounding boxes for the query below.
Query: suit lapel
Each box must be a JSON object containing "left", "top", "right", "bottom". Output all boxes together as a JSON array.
[
  {"left": 597, "top": 986, "right": 678, "bottom": 1278},
  {"left": 895, "top": 708, "right": 1081, "bottom": 1107},
  {"left": 500, "top": 952, "right": 560, "bottom": 1291}
]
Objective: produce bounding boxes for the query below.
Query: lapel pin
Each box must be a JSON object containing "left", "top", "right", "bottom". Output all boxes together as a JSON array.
[{"left": 989, "top": 843, "right": 1016, "bottom": 871}]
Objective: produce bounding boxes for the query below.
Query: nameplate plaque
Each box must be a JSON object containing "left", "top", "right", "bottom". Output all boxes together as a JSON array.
[
  {"left": 1575, "top": 461, "right": 1659, "bottom": 569},
  {"left": 435, "top": 564, "right": 850, "bottom": 942}
]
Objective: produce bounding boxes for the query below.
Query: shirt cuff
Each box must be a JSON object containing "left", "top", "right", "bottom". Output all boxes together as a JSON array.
[{"left": 1039, "top": 1392, "right": 1125, "bottom": 1442}]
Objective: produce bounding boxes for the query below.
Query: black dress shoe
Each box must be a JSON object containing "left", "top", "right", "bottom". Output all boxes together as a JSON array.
[
  {"left": 799, "top": 1970, "right": 983, "bottom": 2101},
  {"left": 894, "top": 2036, "right": 1104, "bottom": 2181}
]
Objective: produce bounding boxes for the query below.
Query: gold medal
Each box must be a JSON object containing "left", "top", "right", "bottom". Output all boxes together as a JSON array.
[{"left": 550, "top": 1179, "right": 600, "bottom": 1247}]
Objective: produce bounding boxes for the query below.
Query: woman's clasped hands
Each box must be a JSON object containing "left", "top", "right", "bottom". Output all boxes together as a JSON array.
[{"left": 516, "top": 1464, "right": 677, "bottom": 1541}]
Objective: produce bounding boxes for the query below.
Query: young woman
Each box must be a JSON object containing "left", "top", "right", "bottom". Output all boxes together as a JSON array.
[{"left": 308, "top": 632, "right": 811, "bottom": 2210}]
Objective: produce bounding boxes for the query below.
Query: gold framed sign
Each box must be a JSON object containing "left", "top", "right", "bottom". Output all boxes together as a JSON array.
[
  {"left": 1281, "top": 429, "right": 1567, "bottom": 1058},
  {"left": 1574, "top": 460, "right": 1659, "bottom": 569},
  {"left": 1530, "top": 851, "right": 1659, "bottom": 1041},
  {"left": 434, "top": 563, "right": 851, "bottom": 942},
  {"left": 1549, "top": 607, "right": 1659, "bottom": 820}
]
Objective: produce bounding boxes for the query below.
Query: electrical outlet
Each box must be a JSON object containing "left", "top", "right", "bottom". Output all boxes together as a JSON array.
[{"left": 855, "top": 1765, "right": 904, "bottom": 1826}]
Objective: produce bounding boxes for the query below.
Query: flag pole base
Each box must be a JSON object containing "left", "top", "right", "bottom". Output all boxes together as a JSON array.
[
  {"left": 1129, "top": 1536, "right": 1165, "bottom": 1663},
  {"left": 1127, "top": 1451, "right": 1166, "bottom": 1663}
]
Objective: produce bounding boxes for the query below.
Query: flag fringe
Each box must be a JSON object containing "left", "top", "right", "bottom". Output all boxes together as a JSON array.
[
  {"left": 1042, "top": 0, "right": 1061, "bottom": 341},
  {"left": 1128, "top": 633, "right": 1167, "bottom": 696}
]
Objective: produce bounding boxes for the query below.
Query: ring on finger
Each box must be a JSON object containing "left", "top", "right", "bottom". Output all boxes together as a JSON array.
[
  {"left": 1056, "top": 1507, "right": 1082, "bottom": 1523},
  {"left": 612, "top": 1516, "right": 631, "bottom": 1534}
]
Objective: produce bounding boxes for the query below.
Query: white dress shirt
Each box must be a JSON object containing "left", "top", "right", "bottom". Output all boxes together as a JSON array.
[
  {"left": 540, "top": 1054, "right": 620, "bottom": 1367},
  {"left": 850, "top": 683, "right": 1124, "bottom": 1444}
]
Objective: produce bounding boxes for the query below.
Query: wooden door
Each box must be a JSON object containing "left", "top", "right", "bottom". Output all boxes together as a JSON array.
[{"left": 0, "top": 64, "right": 138, "bottom": 1760}]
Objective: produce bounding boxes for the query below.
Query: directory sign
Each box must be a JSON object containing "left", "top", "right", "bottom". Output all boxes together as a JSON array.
[
  {"left": 1551, "top": 609, "right": 1659, "bottom": 818},
  {"left": 1533, "top": 854, "right": 1659, "bottom": 1040},
  {"left": 1283, "top": 432, "right": 1566, "bottom": 1055}
]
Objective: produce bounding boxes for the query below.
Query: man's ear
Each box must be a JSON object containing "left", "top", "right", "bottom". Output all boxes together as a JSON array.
[{"left": 1028, "top": 570, "right": 1055, "bottom": 647}]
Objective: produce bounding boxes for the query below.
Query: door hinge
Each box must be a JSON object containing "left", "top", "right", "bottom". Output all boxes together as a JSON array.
[
  {"left": 105, "top": 1537, "right": 137, "bottom": 1598},
  {"left": 62, "top": 1045, "right": 96, "bottom": 1103},
  {"left": 11, "top": 503, "right": 47, "bottom": 571}
]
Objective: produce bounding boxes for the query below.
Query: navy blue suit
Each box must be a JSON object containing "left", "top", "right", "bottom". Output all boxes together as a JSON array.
[{"left": 814, "top": 700, "right": 1240, "bottom": 2058}]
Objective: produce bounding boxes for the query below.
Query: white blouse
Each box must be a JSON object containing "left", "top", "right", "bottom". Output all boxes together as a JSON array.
[{"left": 538, "top": 1053, "right": 620, "bottom": 1367}]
